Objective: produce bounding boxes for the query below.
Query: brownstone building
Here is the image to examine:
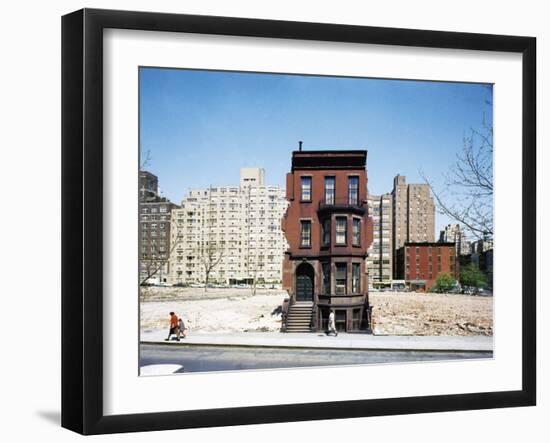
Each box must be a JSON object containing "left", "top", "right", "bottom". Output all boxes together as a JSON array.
[
  {"left": 281, "top": 150, "right": 373, "bottom": 333},
  {"left": 396, "top": 242, "right": 458, "bottom": 291}
]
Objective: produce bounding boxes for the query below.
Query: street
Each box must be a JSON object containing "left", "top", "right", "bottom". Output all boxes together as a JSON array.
[{"left": 140, "top": 343, "right": 493, "bottom": 374}]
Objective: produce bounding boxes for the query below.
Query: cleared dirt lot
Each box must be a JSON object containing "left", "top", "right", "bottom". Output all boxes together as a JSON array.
[
  {"left": 140, "top": 287, "right": 284, "bottom": 333},
  {"left": 370, "top": 292, "right": 493, "bottom": 336},
  {"left": 140, "top": 287, "right": 493, "bottom": 336}
]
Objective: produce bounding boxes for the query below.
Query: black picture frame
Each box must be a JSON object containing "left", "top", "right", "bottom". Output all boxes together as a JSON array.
[{"left": 61, "top": 8, "right": 536, "bottom": 435}]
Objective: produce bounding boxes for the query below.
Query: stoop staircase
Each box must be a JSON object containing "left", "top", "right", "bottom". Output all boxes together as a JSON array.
[{"left": 285, "top": 301, "right": 314, "bottom": 332}]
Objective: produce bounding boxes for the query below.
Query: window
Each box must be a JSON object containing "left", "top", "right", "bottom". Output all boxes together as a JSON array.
[
  {"left": 300, "top": 220, "right": 311, "bottom": 247},
  {"left": 348, "top": 176, "right": 359, "bottom": 205},
  {"left": 322, "top": 262, "right": 331, "bottom": 294},
  {"left": 335, "top": 263, "right": 347, "bottom": 294},
  {"left": 335, "top": 310, "right": 347, "bottom": 331},
  {"left": 324, "top": 176, "right": 335, "bottom": 204},
  {"left": 335, "top": 217, "right": 347, "bottom": 245},
  {"left": 352, "top": 218, "right": 361, "bottom": 246},
  {"left": 352, "top": 263, "right": 361, "bottom": 292},
  {"left": 322, "top": 219, "right": 331, "bottom": 246},
  {"left": 301, "top": 176, "right": 312, "bottom": 201}
]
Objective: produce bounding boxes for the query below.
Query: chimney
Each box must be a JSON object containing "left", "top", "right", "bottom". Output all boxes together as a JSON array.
[{"left": 298, "top": 141, "right": 303, "bottom": 151}]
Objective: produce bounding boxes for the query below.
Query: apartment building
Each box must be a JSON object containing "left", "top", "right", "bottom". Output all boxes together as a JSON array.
[
  {"left": 396, "top": 242, "right": 458, "bottom": 291},
  {"left": 470, "top": 238, "right": 494, "bottom": 254},
  {"left": 139, "top": 171, "right": 179, "bottom": 284},
  {"left": 139, "top": 170, "right": 159, "bottom": 203},
  {"left": 281, "top": 150, "right": 373, "bottom": 333},
  {"left": 168, "top": 168, "right": 288, "bottom": 285},
  {"left": 392, "top": 174, "right": 435, "bottom": 277},
  {"left": 439, "top": 223, "right": 470, "bottom": 256},
  {"left": 366, "top": 193, "right": 393, "bottom": 288}
]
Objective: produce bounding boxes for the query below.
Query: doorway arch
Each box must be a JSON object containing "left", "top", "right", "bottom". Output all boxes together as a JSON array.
[{"left": 295, "top": 262, "right": 314, "bottom": 302}]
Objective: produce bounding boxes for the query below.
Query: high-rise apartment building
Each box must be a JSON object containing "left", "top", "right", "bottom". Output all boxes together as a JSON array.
[
  {"left": 139, "top": 171, "right": 179, "bottom": 284},
  {"left": 139, "top": 170, "right": 159, "bottom": 203},
  {"left": 239, "top": 167, "right": 265, "bottom": 188},
  {"left": 470, "top": 238, "right": 494, "bottom": 254},
  {"left": 439, "top": 223, "right": 470, "bottom": 256},
  {"left": 366, "top": 193, "right": 393, "bottom": 288},
  {"left": 391, "top": 175, "right": 435, "bottom": 277},
  {"left": 168, "top": 168, "right": 288, "bottom": 285}
]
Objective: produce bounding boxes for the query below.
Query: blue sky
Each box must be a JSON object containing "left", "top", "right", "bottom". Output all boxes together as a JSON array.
[{"left": 139, "top": 67, "right": 492, "bottom": 233}]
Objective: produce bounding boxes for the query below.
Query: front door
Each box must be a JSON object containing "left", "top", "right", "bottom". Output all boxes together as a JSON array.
[{"left": 296, "top": 263, "right": 314, "bottom": 301}]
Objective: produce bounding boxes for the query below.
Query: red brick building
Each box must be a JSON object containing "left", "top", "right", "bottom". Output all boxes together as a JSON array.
[
  {"left": 281, "top": 150, "right": 373, "bottom": 332},
  {"left": 396, "top": 242, "right": 458, "bottom": 291}
]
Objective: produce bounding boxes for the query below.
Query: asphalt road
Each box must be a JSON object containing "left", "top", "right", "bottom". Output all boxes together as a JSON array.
[{"left": 140, "top": 343, "right": 493, "bottom": 374}]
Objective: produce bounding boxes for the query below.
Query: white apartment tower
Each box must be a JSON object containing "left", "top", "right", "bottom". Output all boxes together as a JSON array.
[
  {"left": 239, "top": 167, "right": 265, "bottom": 188},
  {"left": 439, "top": 223, "right": 470, "bottom": 256},
  {"left": 169, "top": 168, "right": 288, "bottom": 285},
  {"left": 366, "top": 193, "right": 393, "bottom": 288}
]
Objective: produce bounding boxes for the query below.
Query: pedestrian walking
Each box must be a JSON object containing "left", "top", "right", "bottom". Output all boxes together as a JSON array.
[
  {"left": 165, "top": 311, "right": 181, "bottom": 341},
  {"left": 178, "top": 317, "right": 187, "bottom": 339},
  {"left": 327, "top": 310, "right": 338, "bottom": 336}
]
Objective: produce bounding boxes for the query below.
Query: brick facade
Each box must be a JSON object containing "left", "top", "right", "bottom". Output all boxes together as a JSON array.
[
  {"left": 281, "top": 150, "right": 373, "bottom": 332},
  {"left": 396, "top": 242, "right": 458, "bottom": 291}
]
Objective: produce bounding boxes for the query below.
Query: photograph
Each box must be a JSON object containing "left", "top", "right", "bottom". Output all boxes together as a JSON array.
[
  {"left": 138, "top": 67, "right": 495, "bottom": 376},
  {"left": 0, "top": 0, "right": 543, "bottom": 440}
]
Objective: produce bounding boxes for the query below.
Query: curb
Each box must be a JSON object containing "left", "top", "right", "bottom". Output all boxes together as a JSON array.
[{"left": 140, "top": 340, "right": 493, "bottom": 353}]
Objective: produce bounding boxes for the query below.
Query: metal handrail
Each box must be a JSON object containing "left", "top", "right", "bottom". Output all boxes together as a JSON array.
[
  {"left": 281, "top": 297, "right": 291, "bottom": 332},
  {"left": 310, "top": 303, "right": 317, "bottom": 331}
]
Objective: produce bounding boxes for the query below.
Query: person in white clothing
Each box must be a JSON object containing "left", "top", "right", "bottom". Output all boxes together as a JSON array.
[{"left": 327, "top": 310, "right": 338, "bottom": 336}]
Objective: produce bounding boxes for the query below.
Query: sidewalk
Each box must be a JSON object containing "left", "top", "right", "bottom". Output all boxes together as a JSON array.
[{"left": 140, "top": 329, "right": 493, "bottom": 352}]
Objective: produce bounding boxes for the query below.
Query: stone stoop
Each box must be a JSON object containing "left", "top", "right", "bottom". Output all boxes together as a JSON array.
[{"left": 285, "top": 301, "right": 314, "bottom": 332}]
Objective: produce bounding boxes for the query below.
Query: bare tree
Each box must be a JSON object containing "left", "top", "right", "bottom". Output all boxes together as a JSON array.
[
  {"left": 197, "top": 186, "right": 225, "bottom": 291},
  {"left": 198, "top": 240, "right": 225, "bottom": 291},
  {"left": 140, "top": 149, "right": 152, "bottom": 170},
  {"left": 140, "top": 221, "right": 182, "bottom": 286},
  {"left": 243, "top": 184, "right": 266, "bottom": 296},
  {"left": 421, "top": 116, "right": 493, "bottom": 241},
  {"left": 249, "top": 252, "right": 265, "bottom": 296}
]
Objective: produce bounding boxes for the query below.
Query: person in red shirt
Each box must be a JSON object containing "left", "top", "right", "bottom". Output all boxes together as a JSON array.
[{"left": 165, "top": 311, "right": 180, "bottom": 341}]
